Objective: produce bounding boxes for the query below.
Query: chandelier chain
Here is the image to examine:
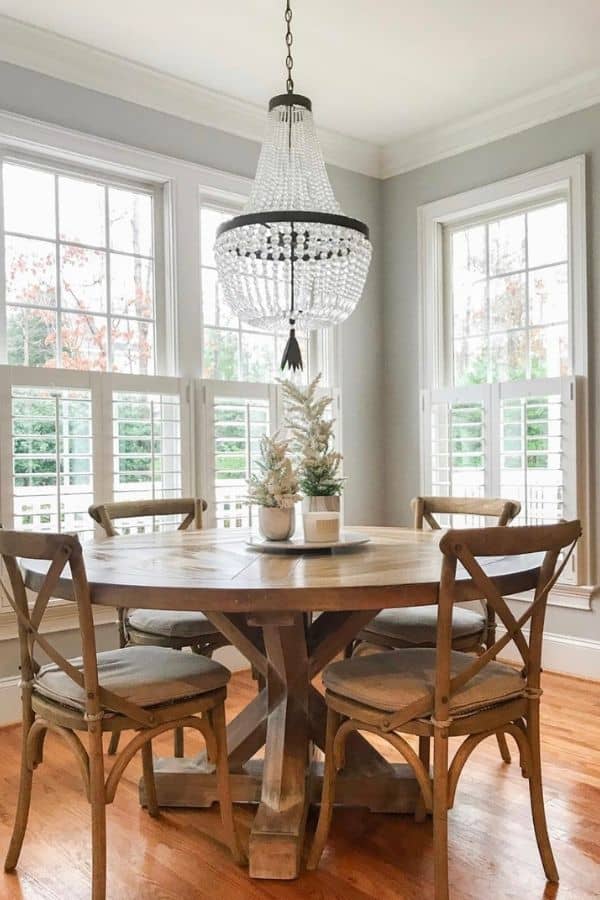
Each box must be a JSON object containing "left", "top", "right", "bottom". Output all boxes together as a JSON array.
[{"left": 284, "top": 0, "right": 294, "bottom": 94}]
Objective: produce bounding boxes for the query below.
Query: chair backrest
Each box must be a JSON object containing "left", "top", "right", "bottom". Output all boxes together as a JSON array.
[
  {"left": 411, "top": 496, "right": 521, "bottom": 530},
  {"left": 430, "top": 521, "right": 581, "bottom": 727},
  {"left": 0, "top": 529, "right": 165, "bottom": 727},
  {"left": 0, "top": 530, "right": 100, "bottom": 715},
  {"left": 88, "top": 497, "right": 207, "bottom": 537}
]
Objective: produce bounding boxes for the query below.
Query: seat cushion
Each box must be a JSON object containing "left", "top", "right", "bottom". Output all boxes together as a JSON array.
[
  {"left": 362, "top": 605, "right": 486, "bottom": 646},
  {"left": 34, "top": 645, "right": 230, "bottom": 713},
  {"left": 323, "top": 648, "right": 526, "bottom": 717},
  {"left": 127, "top": 608, "right": 219, "bottom": 639}
]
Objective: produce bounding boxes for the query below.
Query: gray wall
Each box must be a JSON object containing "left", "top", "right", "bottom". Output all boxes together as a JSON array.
[{"left": 382, "top": 103, "right": 600, "bottom": 642}]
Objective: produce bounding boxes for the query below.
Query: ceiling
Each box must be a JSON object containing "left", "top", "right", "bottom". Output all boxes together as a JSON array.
[{"left": 1, "top": 1, "right": 600, "bottom": 176}]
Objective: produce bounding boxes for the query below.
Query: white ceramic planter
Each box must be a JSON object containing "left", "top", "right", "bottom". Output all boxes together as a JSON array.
[
  {"left": 258, "top": 506, "right": 296, "bottom": 541},
  {"left": 302, "top": 495, "right": 341, "bottom": 542}
]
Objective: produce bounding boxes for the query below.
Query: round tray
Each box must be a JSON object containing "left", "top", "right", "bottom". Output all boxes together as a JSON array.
[{"left": 246, "top": 531, "right": 371, "bottom": 553}]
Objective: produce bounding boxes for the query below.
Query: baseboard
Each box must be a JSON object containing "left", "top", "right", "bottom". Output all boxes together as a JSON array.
[
  {"left": 0, "top": 648, "right": 250, "bottom": 728},
  {"left": 0, "top": 676, "right": 21, "bottom": 727},
  {"left": 498, "top": 629, "right": 600, "bottom": 680}
]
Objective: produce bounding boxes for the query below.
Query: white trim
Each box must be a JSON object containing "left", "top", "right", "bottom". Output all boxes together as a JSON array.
[
  {"left": 381, "top": 67, "right": 600, "bottom": 179},
  {"left": 0, "top": 108, "right": 253, "bottom": 194},
  {"left": 508, "top": 583, "right": 598, "bottom": 612},
  {"left": 497, "top": 628, "right": 600, "bottom": 681},
  {"left": 0, "top": 604, "right": 116, "bottom": 642},
  {"left": 0, "top": 16, "right": 380, "bottom": 179},
  {"left": 3, "top": 16, "right": 600, "bottom": 179}
]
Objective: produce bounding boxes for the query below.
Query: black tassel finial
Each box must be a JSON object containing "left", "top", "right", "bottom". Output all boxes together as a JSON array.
[{"left": 280, "top": 323, "right": 303, "bottom": 372}]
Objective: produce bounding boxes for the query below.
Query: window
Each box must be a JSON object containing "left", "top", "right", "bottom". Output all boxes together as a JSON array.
[
  {"left": 210, "top": 393, "right": 271, "bottom": 529},
  {"left": 112, "top": 388, "right": 183, "bottom": 514},
  {"left": 1, "top": 157, "right": 160, "bottom": 374},
  {"left": 448, "top": 201, "right": 569, "bottom": 385},
  {"left": 200, "top": 203, "right": 310, "bottom": 383},
  {"left": 419, "top": 157, "right": 588, "bottom": 583},
  {"left": 10, "top": 384, "right": 94, "bottom": 537}
]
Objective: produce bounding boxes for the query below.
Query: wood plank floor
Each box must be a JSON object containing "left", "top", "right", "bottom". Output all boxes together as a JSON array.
[{"left": 0, "top": 670, "right": 598, "bottom": 899}]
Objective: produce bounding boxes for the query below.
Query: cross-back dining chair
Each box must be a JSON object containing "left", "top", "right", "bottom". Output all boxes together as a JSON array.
[
  {"left": 308, "top": 519, "right": 581, "bottom": 900},
  {"left": 88, "top": 497, "right": 231, "bottom": 758},
  {"left": 0, "top": 529, "right": 244, "bottom": 900},
  {"left": 353, "top": 495, "right": 521, "bottom": 770}
]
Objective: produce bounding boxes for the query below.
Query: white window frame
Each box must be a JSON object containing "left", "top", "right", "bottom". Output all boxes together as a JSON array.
[
  {"left": 417, "top": 156, "right": 592, "bottom": 605},
  {"left": 0, "top": 147, "right": 169, "bottom": 375}
]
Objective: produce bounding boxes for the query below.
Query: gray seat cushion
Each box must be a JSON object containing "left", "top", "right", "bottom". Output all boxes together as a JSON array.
[
  {"left": 324, "top": 648, "right": 526, "bottom": 717},
  {"left": 127, "top": 608, "right": 219, "bottom": 639},
  {"left": 34, "top": 645, "right": 230, "bottom": 713},
  {"left": 362, "top": 605, "right": 486, "bottom": 646}
]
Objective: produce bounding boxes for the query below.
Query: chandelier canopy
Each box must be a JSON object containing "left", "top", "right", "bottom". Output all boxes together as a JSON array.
[{"left": 214, "top": 1, "right": 372, "bottom": 371}]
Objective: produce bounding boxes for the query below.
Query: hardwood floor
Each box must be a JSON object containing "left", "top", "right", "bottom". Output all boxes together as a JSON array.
[{"left": 0, "top": 670, "right": 598, "bottom": 899}]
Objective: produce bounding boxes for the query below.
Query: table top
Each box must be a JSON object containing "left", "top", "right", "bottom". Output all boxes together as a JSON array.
[{"left": 21, "top": 526, "right": 541, "bottom": 613}]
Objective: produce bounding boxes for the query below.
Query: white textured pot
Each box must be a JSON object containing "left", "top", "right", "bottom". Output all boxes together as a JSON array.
[
  {"left": 258, "top": 506, "right": 295, "bottom": 541},
  {"left": 302, "top": 495, "right": 341, "bottom": 542}
]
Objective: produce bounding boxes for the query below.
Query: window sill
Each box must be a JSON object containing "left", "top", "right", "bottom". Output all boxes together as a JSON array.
[
  {"left": 508, "top": 583, "right": 598, "bottom": 611},
  {"left": 0, "top": 604, "right": 117, "bottom": 642}
]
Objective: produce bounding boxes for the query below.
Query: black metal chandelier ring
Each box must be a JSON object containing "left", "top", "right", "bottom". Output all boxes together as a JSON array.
[{"left": 216, "top": 211, "right": 370, "bottom": 240}]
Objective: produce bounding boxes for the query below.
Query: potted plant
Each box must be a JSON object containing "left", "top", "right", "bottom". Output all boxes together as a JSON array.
[
  {"left": 247, "top": 433, "right": 301, "bottom": 540},
  {"left": 280, "top": 374, "right": 344, "bottom": 542}
]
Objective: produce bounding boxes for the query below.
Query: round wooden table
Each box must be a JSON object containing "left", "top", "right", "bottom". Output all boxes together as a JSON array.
[{"left": 22, "top": 526, "right": 541, "bottom": 880}]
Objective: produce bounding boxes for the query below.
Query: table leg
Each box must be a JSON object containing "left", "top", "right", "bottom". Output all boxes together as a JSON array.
[{"left": 249, "top": 614, "right": 310, "bottom": 879}]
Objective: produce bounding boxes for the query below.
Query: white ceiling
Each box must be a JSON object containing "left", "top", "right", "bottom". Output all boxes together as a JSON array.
[
  {"left": 1, "top": 0, "right": 600, "bottom": 145},
  {"left": 1, "top": 2, "right": 600, "bottom": 177}
]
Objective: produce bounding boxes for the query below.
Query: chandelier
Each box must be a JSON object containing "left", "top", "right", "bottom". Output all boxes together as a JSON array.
[{"left": 214, "top": 0, "right": 372, "bottom": 372}]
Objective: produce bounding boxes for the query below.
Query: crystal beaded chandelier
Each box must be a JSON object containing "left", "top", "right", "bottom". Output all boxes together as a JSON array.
[{"left": 214, "top": 0, "right": 372, "bottom": 372}]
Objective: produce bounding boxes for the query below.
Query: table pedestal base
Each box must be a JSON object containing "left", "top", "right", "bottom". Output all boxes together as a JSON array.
[{"left": 140, "top": 758, "right": 419, "bottom": 878}]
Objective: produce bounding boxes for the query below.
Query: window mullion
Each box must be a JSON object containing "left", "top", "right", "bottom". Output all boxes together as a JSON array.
[
  {"left": 0, "top": 160, "right": 7, "bottom": 363},
  {"left": 105, "top": 184, "right": 112, "bottom": 372},
  {"left": 54, "top": 172, "right": 62, "bottom": 367}
]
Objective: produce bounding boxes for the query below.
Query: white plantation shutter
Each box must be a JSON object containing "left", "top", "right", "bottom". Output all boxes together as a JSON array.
[
  {"left": 422, "top": 375, "right": 582, "bottom": 580},
  {"left": 199, "top": 380, "right": 278, "bottom": 529},
  {"left": 422, "top": 384, "right": 491, "bottom": 527},
  {"left": 8, "top": 383, "right": 94, "bottom": 538},
  {"left": 0, "top": 367, "right": 192, "bottom": 535}
]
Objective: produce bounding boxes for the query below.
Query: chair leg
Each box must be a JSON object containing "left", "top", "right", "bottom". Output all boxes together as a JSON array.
[
  {"left": 433, "top": 728, "right": 450, "bottom": 900},
  {"left": 4, "top": 722, "right": 35, "bottom": 872},
  {"left": 89, "top": 726, "right": 107, "bottom": 900},
  {"left": 141, "top": 740, "right": 159, "bottom": 818},
  {"left": 211, "top": 702, "right": 246, "bottom": 865},
  {"left": 107, "top": 731, "right": 120, "bottom": 756},
  {"left": 173, "top": 726, "right": 185, "bottom": 758},
  {"left": 414, "top": 735, "right": 430, "bottom": 823},
  {"left": 527, "top": 706, "right": 559, "bottom": 883},
  {"left": 307, "top": 707, "right": 341, "bottom": 870},
  {"left": 495, "top": 730, "right": 512, "bottom": 763}
]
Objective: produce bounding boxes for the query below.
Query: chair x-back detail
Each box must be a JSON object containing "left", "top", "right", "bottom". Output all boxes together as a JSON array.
[
  {"left": 354, "top": 495, "right": 521, "bottom": 771},
  {"left": 309, "top": 520, "right": 581, "bottom": 899},
  {"left": 0, "top": 530, "right": 244, "bottom": 900},
  {"left": 88, "top": 498, "right": 231, "bottom": 758}
]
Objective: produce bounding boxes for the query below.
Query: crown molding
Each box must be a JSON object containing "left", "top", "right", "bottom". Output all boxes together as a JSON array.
[
  {"left": 2, "top": 15, "right": 600, "bottom": 181},
  {"left": 0, "top": 15, "right": 381, "bottom": 179},
  {"left": 381, "top": 67, "right": 600, "bottom": 179}
]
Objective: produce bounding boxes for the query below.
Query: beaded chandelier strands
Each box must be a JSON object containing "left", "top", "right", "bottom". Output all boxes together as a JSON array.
[{"left": 214, "top": 0, "right": 372, "bottom": 372}]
